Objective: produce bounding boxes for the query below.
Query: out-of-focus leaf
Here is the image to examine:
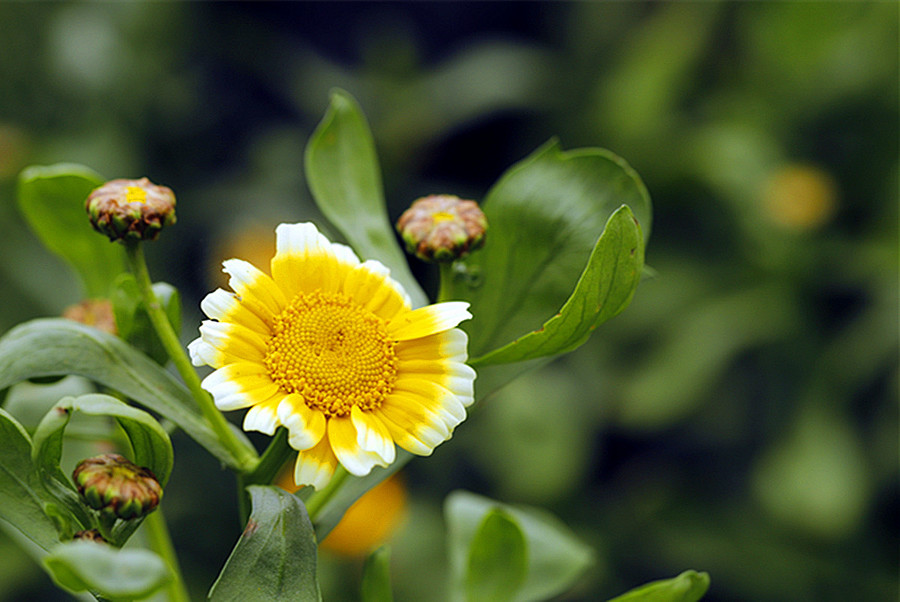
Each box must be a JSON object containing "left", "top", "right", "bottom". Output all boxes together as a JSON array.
[
  {"left": 305, "top": 89, "right": 427, "bottom": 308},
  {"left": 607, "top": 570, "right": 710, "bottom": 602},
  {"left": 111, "top": 274, "right": 182, "bottom": 365},
  {"left": 752, "top": 402, "right": 871, "bottom": 538},
  {"left": 43, "top": 541, "right": 170, "bottom": 600},
  {"left": 0, "top": 407, "right": 61, "bottom": 551},
  {"left": 465, "top": 509, "right": 528, "bottom": 602},
  {"left": 0, "top": 319, "right": 256, "bottom": 471},
  {"left": 445, "top": 491, "right": 594, "bottom": 602},
  {"left": 472, "top": 205, "right": 643, "bottom": 365},
  {"left": 17, "top": 164, "right": 124, "bottom": 298},
  {"left": 209, "top": 485, "right": 321, "bottom": 601},
  {"left": 444, "top": 140, "right": 651, "bottom": 359},
  {"left": 361, "top": 546, "right": 393, "bottom": 602}
]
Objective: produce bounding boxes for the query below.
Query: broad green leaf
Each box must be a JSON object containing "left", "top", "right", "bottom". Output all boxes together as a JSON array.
[
  {"left": 445, "top": 491, "right": 594, "bottom": 602},
  {"left": 111, "top": 274, "right": 182, "bottom": 365},
  {"left": 0, "top": 407, "right": 61, "bottom": 551},
  {"left": 304, "top": 89, "right": 427, "bottom": 308},
  {"left": 17, "top": 164, "right": 125, "bottom": 298},
  {"left": 607, "top": 570, "right": 710, "bottom": 602},
  {"left": 361, "top": 546, "right": 394, "bottom": 602},
  {"left": 33, "top": 394, "right": 173, "bottom": 488},
  {"left": 209, "top": 485, "right": 321, "bottom": 601},
  {"left": 444, "top": 140, "right": 651, "bottom": 359},
  {"left": 465, "top": 509, "right": 528, "bottom": 602},
  {"left": 0, "top": 319, "right": 256, "bottom": 470},
  {"left": 43, "top": 540, "right": 170, "bottom": 600},
  {"left": 472, "top": 205, "right": 644, "bottom": 365}
]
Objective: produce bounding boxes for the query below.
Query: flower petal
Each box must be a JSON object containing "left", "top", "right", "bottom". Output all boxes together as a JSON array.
[
  {"left": 387, "top": 302, "right": 471, "bottom": 340},
  {"left": 201, "top": 362, "right": 281, "bottom": 411},
  {"left": 396, "top": 328, "right": 469, "bottom": 363},
  {"left": 391, "top": 379, "right": 467, "bottom": 426},
  {"left": 222, "top": 258, "right": 286, "bottom": 318},
  {"left": 342, "top": 260, "right": 411, "bottom": 321},
  {"left": 278, "top": 394, "right": 327, "bottom": 451},
  {"left": 294, "top": 437, "right": 338, "bottom": 490},
  {"left": 378, "top": 394, "right": 453, "bottom": 456},
  {"left": 195, "top": 320, "right": 268, "bottom": 368},
  {"left": 200, "top": 289, "right": 271, "bottom": 333},
  {"left": 242, "top": 397, "right": 282, "bottom": 436},
  {"left": 328, "top": 417, "right": 387, "bottom": 476},
  {"left": 397, "top": 360, "right": 476, "bottom": 406},
  {"left": 350, "top": 406, "right": 396, "bottom": 465},
  {"left": 271, "top": 223, "right": 359, "bottom": 297}
]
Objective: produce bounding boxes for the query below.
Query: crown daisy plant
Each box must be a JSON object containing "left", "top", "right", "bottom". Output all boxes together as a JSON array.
[{"left": 189, "top": 222, "right": 476, "bottom": 490}]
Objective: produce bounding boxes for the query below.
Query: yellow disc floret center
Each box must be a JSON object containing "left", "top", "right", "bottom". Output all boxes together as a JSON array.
[{"left": 264, "top": 291, "right": 398, "bottom": 418}]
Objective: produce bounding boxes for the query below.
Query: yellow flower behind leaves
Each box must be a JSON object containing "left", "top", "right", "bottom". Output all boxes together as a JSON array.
[{"left": 189, "top": 223, "right": 475, "bottom": 489}]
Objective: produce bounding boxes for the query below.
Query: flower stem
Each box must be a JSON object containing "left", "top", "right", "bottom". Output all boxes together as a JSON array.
[
  {"left": 304, "top": 466, "right": 350, "bottom": 521},
  {"left": 144, "top": 510, "right": 191, "bottom": 602},
  {"left": 123, "top": 240, "right": 258, "bottom": 472},
  {"left": 437, "top": 262, "right": 455, "bottom": 303}
]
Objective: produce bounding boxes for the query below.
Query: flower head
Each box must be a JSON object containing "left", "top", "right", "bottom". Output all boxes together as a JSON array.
[
  {"left": 189, "top": 223, "right": 475, "bottom": 489},
  {"left": 86, "top": 177, "right": 176, "bottom": 242},
  {"left": 72, "top": 453, "right": 162, "bottom": 520},
  {"left": 396, "top": 195, "right": 487, "bottom": 262}
]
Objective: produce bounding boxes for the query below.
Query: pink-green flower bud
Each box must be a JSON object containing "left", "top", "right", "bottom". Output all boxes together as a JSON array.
[
  {"left": 73, "top": 454, "right": 162, "bottom": 520},
  {"left": 86, "top": 178, "right": 176, "bottom": 242},
  {"left": 396, "top": 195, "right": 487, "bottom": 263}
]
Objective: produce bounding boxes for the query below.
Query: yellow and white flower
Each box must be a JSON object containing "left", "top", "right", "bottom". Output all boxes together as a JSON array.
[{"left": 189, "top": 223, "right": 475, "bottom": 489}]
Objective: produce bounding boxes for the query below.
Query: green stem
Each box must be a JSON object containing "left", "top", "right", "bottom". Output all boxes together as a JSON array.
[
  {"left": 437, "top": 262, "right": 455, "bottom": 303},
  {"left": 124, "top": 240, "right": 258, "bottom": 472},
  {"left": 238, "top": 428, "right": 295, "bottom": 523},
  {"left": 304, "top": 466, "right": 350, "bottom": 521},
  {"left": 144, "top": 510, "right": 191, "bottom": 602}
]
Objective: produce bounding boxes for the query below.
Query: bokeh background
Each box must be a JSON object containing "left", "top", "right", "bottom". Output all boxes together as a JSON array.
[{"left": 0, "top": 2, "right": 897, "bottom": 601}]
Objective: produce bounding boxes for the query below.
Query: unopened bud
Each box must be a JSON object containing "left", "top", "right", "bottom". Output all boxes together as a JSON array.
[
  {"left": 73, "top": 529, "right": 107, "bottom": 543},
  {"left": 396, "top": 195, "right": 487, "bottom": 263},
  {"left": 86, "top": 178, "right": 176, "bottom": 242},
  {"left": 73, "top": 454, "right": 162, "bottom": 520},
  {"left": 62, "top": 299, "right": 117, "bottom": 335}
]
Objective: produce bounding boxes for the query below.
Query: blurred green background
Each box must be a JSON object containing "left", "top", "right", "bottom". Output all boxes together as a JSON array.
[{"left": 0, "top": 2, "right": 896, "bottom": 601}]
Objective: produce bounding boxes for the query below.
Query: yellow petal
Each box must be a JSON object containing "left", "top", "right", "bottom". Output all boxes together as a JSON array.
[
  {"left": 242, "top": 396, "right": 283, "bottom": 436},
  {"left": 388, "top": 302, "right": 471, "bottom": 340},
  {"left": 271, "top": 223, "right": 359, "bottom": 297},
  {"left": 342, "top": 260, "right": 410, "bottom": 321},
  {"left": 222, "top": 258, "right": 286, "bottom": 318},
  {"left": 196, "top": 321, "right": 268, "bottom": 367},
  {"left": 350, "top": 406, "right": 396, "bottom": 465},
  {"left": 396, "top": 328, "right": 468, "bottom": 363},
  {"left": 200, "top": 289, "right": 271, "bottom": 333},
  {"left": 397, "top": 360, "right": 476, "bottom": 406},
  {"left": 277, "top": 394, "right": 327, "bottom": 451},
  {"left": 391, "top": 379, "right": 467, "bottom": 426},
  {"left": 201, "top": 362, "right": 281, "bottom": 411},
  {"left": 328, "top": 417, "right": 387, "bottom": 476},
  {"left": 294, "top": 437, "right": 338, "bottom": 490}
]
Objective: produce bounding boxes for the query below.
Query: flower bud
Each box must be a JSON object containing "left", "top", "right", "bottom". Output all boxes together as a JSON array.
[
  {"left": 396, "top": 195, "right": 487, "bottom": 263},
  {"left": 73, "top": 454, "right": 162, "bottom": 520},
  {"left": 73, "top": 529, "right": 107, "bottom": 543},
  {"left": 62, "top": 299, "right": 117, "bottom": 335},
  {"left": 86, "top": 178, "right": 176, "bottom": 242}
]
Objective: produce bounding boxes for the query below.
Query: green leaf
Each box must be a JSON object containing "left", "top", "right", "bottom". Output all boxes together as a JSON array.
[
  {"left": 472, "top": 205, "right": 644, "bottom": 365},
  {"left": 607, "top": 570, "right": 710, "bottom": 602},
  {"left": 43, "top": 540, "right": 171, "bottom": 600},
  {"left": 33, "top": 394, "right": 173, "bottom": 487},
  {"left": 209, "top": 485, "right": 321, "bottom": 601},
  {"left": 361, "top": 546, "right": 393, "bottom": 602},
  {"left": 17, "top": 164, "right": 125, "bottom": 298},
  {"left": 305, "top": 89, "right": 427, "bottom": 308},
  {"left": 444, "top": 140, "right": 651, "bottom": 359},
  {"left": 111, "top": 274, "right": 183, "bottom": 365},
  {"left": 466, "top": 509, "right": 528, "bottom": 602},
  {"left": 445, "top": 491, "right": 594, "bottom": 602},
  {"left": 0, "top": 319, "right": 255, "bottom": 470},
  {"left": 0, "top": 407, "right": 61, "bottom": 551}
]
